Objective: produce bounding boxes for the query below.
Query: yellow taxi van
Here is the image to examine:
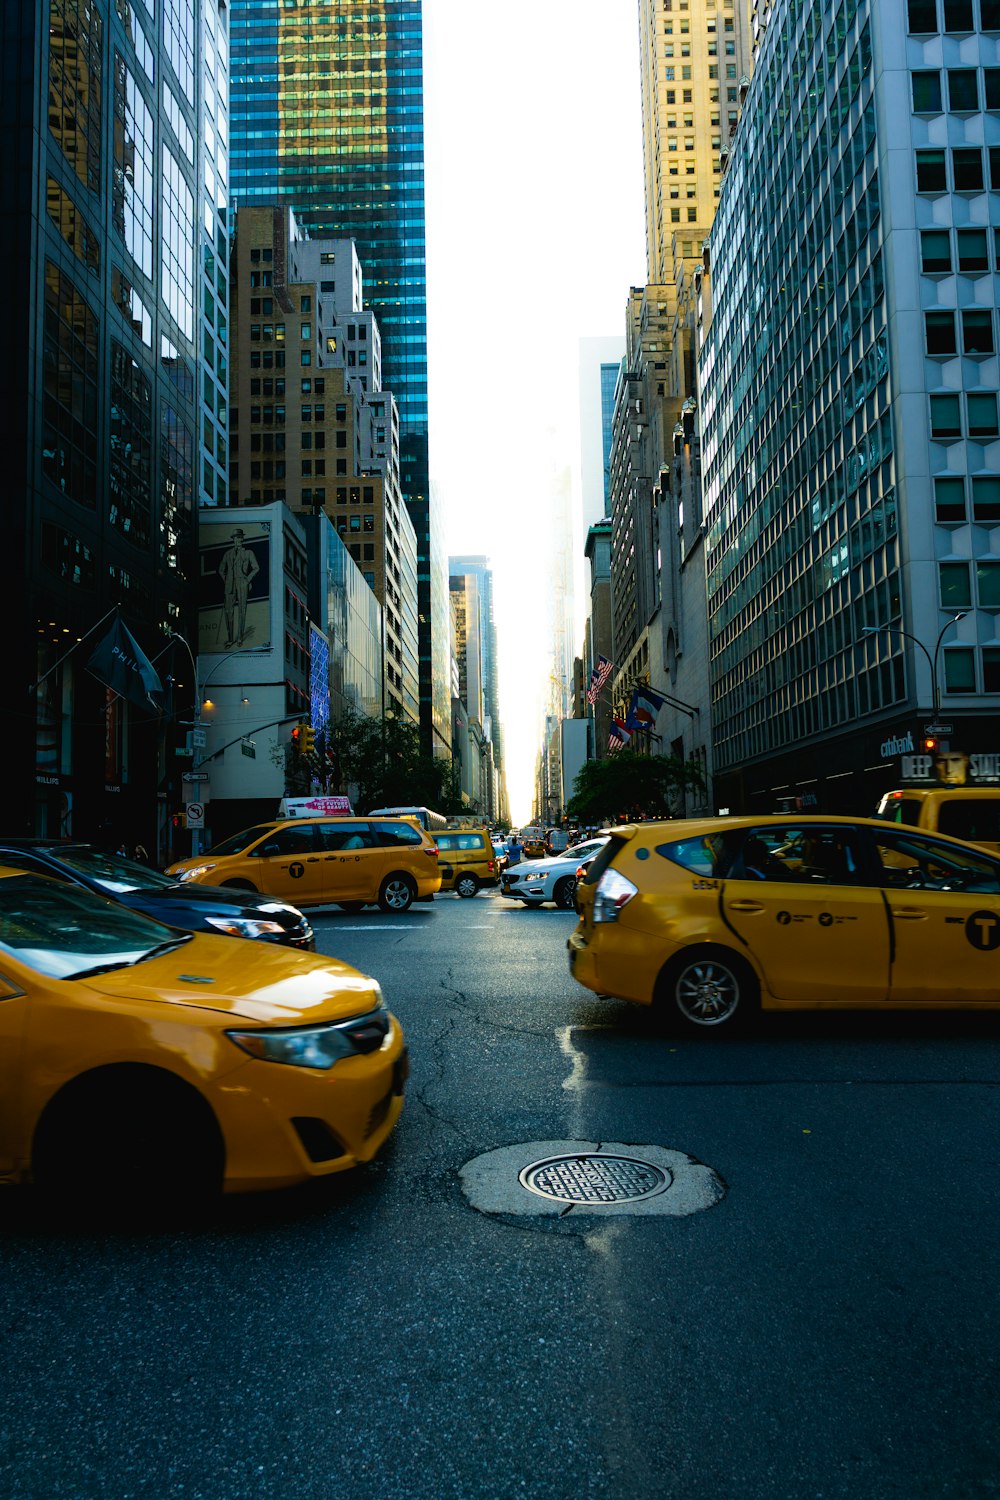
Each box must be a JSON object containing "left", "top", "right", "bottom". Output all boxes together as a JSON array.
[
  {"left": 166, "top": 815, "right": 440, "bottom": 913},
  {"left": 434, "top": 828, "right": 498, "bottom": 897},
  {"left": 876, "top": 787, "right": 1000, "bottom": 856},
  {"left": 570, "top": 813, "right": 1000, "bottom": 1033}
]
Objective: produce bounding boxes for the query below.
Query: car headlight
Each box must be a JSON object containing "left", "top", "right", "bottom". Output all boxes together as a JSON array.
[
  {"left": 593, "top": 869, "right": 638, "bottom": 922},
  {"left": 204, "top": 915, "right": 287, "bottom": 940},
  {"left": 227, "top": 992, "right": 387, "bottom": 1070},
  {"left": 176, "top": 863, "right": 218, "bottom": 882}
]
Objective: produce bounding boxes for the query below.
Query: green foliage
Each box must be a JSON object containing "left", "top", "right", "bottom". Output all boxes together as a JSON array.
[
  {"left": 274, "top": 707, "right": 460, "bottom": 812},
  {"left": 565, "top": 751, "right": 704, "bottom": 824}
]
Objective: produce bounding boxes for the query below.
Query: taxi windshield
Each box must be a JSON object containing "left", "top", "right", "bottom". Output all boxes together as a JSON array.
[
  {"left": 0, "top": 876, "right": 187, "bottom": 979},
  {"left": 206, "top": 826, "right": 276, "bottom": 857}
]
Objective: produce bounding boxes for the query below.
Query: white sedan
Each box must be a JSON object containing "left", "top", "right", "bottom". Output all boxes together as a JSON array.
[{"left": 499, "top": 838, "right": 609, "bottom": 909}]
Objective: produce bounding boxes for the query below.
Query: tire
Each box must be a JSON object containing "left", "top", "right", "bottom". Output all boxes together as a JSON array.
[
  {"left": 338, "top": 902, "right": 367, "bottom": 913},
  {"left": 221, "top": 878, "right": 258, "bottom": 893},
  {"left": 455, "top": 873, "right": 479, "bottom": 899},
  {"left": 553, "top": 876, "right": 577, "bottom": 911},
  {"left": 378, "top": 873, "right": 415, "bottom": 913},
  {"left": 32, "top": 1065, "right": 224, "bottom": 1218},
  {"left": 656, "top": 947, "right": 759, "bottom": 1034}
]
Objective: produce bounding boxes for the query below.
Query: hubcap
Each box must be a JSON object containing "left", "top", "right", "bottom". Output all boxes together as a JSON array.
[
  {"left": 386, "top": 881, "right": 409, "bottom": 909},
  {"left": 676, "top": 961, "right": 740, "bottom": 1025}
]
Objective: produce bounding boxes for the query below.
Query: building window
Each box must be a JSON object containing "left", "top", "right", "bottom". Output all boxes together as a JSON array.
[
  {"left": 972, "top": 475, "right": 1000, "bottom": 521},
  {"left": 943, "top": 0, "right": 973, "bottom": 30},
  {"left": 930, "top": 393, "right": 962, "bottom": 437},
  {"left": 908, "top": 0, "right": 938, "bottom": 29},
  {"left": 912, "top": 71, "right": 942, "bottom": 111},
  {"left": 947, "top": 68, "right": 979, "bottom": 109},
  {"left": 968, "top": 391, "right": 999, "bottom": 435},
  {"left": 940, "top": 561, "right": 972, "bottom": 607},
  {"left": 921, "top": 229, "right": 952, "bottom": 271},
  {"left": 957, "top": 228, "right": 989, "bottom": 270},
  {"left": 925, "top": 310, "right": 957, "bottom": 354},
  {"left": 952, "top": 147, "right": 984, "bottom": 190},
  {"left": 962, "top": 309, "right": 994, "bottom": 353},
  {"left": 49, "top": 0, "right": 103, "bottom": 192},
  {"left": 916, "top": 150, "right": 947, "bottom": 191},
  {"left": 934, "top": 476, "right": 967, "bottom": 522}
]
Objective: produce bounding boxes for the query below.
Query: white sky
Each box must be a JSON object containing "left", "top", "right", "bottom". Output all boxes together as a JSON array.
[{"left": 423, "top": 0, "right": 647, "bottom": 824}]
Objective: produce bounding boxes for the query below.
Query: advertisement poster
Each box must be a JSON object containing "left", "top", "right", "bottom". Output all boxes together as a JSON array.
[{"left": 198, "top": 520, "right": 270, "bottom": 654}]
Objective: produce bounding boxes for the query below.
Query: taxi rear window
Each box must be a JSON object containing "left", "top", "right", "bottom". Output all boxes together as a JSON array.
[
  {"left": 655, "top": 832, "right": 741, "bottom": 877},
  {"left": 437, "top": 833, "right": 486, "bottom": 851}
]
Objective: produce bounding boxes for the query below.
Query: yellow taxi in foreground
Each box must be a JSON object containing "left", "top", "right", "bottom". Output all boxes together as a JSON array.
[
  {"left": 0, "top": 869, "right": 406, "bottom": 1202},
  {"left": 569, "top": 814, "right": 1000, "bottom": 1032},
  {"left": 166, "top": 815, "right": 440, "bottom": 913}
]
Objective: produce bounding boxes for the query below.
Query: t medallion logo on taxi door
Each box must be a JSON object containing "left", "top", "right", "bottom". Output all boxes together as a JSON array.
[{"left": 966, "top": 910, "right": 1000, "bottom": 950}]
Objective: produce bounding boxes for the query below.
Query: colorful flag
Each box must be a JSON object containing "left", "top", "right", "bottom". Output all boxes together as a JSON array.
[
  {"left": 608, "top": 718, "right": 631, "bottom": 754},
  {"left": 632, "top": 683, "right": 667, "bottom": 725},
  {"left": 587, "top": 655, "right": 614, "bottom": 705},
  {"left": 86, "top": 615, "right": 163, "bottom": 712}
]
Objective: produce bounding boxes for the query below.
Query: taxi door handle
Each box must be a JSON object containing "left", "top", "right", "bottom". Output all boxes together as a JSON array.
[
  {"left": 728, "top": 900, "right": 766, "bottom": 913},
  {"left": 893, "top": 908, "right": 928, "bottom": 920}
]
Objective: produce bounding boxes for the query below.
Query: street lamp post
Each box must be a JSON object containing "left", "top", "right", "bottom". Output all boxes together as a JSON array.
[{"left": 863, "top": 613, "right": 967, "bottom": 719}]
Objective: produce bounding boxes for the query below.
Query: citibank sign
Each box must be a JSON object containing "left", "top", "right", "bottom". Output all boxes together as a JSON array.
[{"left": 880, "top": 731, "right": 915, "bottom": 759}]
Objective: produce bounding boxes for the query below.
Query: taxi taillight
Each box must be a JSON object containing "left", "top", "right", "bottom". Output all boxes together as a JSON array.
[{"left": 425, "top": 843, "right": 438, "bottom": 856}]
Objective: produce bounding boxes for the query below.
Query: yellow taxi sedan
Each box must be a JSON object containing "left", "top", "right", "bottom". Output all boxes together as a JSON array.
[
  {"left": 0, "top": 868, "right": 407, "bottom": 1203},
  {"left": 569, "top": 814, "right": 1000, "bottom": 1032}
]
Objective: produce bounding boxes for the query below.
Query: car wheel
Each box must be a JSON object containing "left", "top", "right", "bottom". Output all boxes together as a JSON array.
[
  {"left": 455, "top": 874, "right": 479, "bottom": 899},
  {"left": 221, "top": 878, "right": 258, "bottom": 893},
  {"left": 657, "top": 947, "right": 759, "bottom": 1033},
  {"left": 553, "top": 876, "right": 577, "bottom": 910},
  {"left": 338, "top": 902, "right": 367, "bottom": 913},
  {"left": 378, "top": 873, "right": 415, "bottom": 913},
  {"left": 32, "top": 1064, "right": 224, "bottom": 1217}
]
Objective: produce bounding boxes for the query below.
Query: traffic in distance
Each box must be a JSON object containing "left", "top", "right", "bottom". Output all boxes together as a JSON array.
[{"left": 1, "top": 791, "right": 998, "bottom": 1210}]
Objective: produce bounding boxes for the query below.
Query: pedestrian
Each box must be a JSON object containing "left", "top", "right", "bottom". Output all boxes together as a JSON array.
[
  {"left": 133, "top": 842, "right": 149, "bottom": 865},
  {"left": 507, "top": 834, "right": 522, "bottom": 867},
  {"left": 116, "top": 841, "right": 128, "bottom": 857}
]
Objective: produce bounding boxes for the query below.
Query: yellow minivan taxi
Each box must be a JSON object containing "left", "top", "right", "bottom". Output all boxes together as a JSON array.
[
  {"left": 0, "top": 867, "right": 406, "bottom": 1203},
  {"left": 167, "top": 816, "right": 440, "bottom": 913},
  {"left": 876, "top": 787, "right": 1000, "bottom": 856},
  {"left": 434, "top": 828, "right": 498, "bottom": 897},
  {"left": 569, "top": 814, "right": 1000, "bottom": 1033}
]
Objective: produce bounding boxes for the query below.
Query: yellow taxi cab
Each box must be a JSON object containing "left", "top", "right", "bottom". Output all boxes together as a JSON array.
[
  {"left": 876, "top": 787, "right": 1000, "bottom": 856},
  {"left": 0, "top": 867, "right": 407, "bottom": 1203},
  {"left": 569, "top": 814, "right": 1000, "bottom": 1032},
  {"left": 434, "top": 828, "right": 498, "bottom": 897},
  {"left": 166, "top": 815, "right": 440, "bottom": 913}
]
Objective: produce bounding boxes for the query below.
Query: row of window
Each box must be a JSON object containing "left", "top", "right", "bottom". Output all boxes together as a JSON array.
[
  {"left": 921, "top": 225, "right": 1000, "bottom": 272},
  {"left": 930, "top": 389, "right": 1000, "bottom": 437},
  {"left": 916, "top": 145, "right": 1000, "bottom": 192},
  {"left": 912, "top": 67, "right": 1000, "bottom": 112},
  {"left": 907, "top": 0, "right": 1000, "bottom": 32},
  {"left": 925, "top": 308, "right": 999, "bottom": 356},
  {"left": 934, "top": 472, "right": 1000, "bottom": 521}
]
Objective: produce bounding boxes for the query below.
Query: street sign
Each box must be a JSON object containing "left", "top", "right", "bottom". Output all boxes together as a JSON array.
[
  {"left": 241, "top": 740, "right": 256, "bottom": 758},
  {"left": 175, "top": 747, "right": 194, "bottom": 758},
  {"left": 182, "top": 771, "right": 210, "bottom": 782},
  {"left": 924, "top": 722, "right": 953, "bottom": 735},
  {"left": 186, "top": 802, "right": 205, "bottom": 828},
  {"left": 190, "top": 728, "right": 206, "bottom": 749}
]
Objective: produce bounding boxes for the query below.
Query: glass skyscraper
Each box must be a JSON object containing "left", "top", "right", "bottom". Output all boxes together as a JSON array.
[{"left": 229, "top": 0, "right": 449, "bottom": 753}]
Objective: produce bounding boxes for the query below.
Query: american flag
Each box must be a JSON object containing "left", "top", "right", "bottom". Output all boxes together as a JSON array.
[
  {"left": 608, "top": 718, "right": 631, "bottom": 754},
  {"left": 587, "top": 655, "right": 614, "bottom": 705}
]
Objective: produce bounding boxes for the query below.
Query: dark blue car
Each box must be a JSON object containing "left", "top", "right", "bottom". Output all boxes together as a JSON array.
[{"left": 0, "top": 841, "right": 314, "bottom": 950}]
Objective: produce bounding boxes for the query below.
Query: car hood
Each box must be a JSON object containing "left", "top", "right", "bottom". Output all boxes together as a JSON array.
[
  {"left": 78, "top": 935, "right": 382, "bottom": 1023},
  {"left": 130, "top": 883, "right": 304, "bottom": 919},
  {"left": 508, "top": 857, "right": 564, "bottom": 878}
]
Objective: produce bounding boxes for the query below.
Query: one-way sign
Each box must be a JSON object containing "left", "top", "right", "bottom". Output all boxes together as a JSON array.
[{"left": 182, "top": 771, "right": 210, "bottom": 782}]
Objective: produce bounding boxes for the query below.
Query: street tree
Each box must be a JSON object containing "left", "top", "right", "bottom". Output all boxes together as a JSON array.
[{"left": 566, "top": 751, "right": 703, "bottom": 825}]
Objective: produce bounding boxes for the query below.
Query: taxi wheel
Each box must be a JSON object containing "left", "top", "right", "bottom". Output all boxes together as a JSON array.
[
  {"left": 658, "top": 947, "right": 759, "bottom": 1033},
  {"left": 553, "top": 876, "right": 577, "bottom": 910},
  {"left": 378, "top": 873, "right": 415, "bottom": 913},
  {"left": 455, "top": 874, "right": 479, "bottom": 898},
  {"left": 32, "top": 1065, "right": 225, "bottom": 1216}
]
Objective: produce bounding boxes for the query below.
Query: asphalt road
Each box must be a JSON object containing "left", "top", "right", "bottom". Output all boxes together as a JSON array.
[{"left": 2, "top": 888, "right": 1000, "bottom": 1499}]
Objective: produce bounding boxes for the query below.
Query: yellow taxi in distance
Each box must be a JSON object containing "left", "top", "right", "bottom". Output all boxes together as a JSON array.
[
  {"left": 0, "top": 868, "right": 407, "bottom": 1201},
  {"left": 434, "top": 828, "right": 498, "bottom": 897},
  {"left": 166, "top": 815, "right": 440, "bottom": 913},
  {"left": 569, "top": 814, "right": 1000, "bottom": 1032}
]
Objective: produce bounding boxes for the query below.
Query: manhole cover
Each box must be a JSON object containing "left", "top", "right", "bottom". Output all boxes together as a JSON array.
[{"left": 518, "top": 1153, "right": 671, "bottom": 1205}]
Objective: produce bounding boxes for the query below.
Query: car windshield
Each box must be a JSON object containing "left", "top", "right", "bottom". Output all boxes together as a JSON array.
[
  {"left": 37, "top": 845, "right": 178, "bottom": 894},
  {"left": 206, "top": 825, "right": 276, "bottom": 857},
  {"left": 0, "top": 876, "right": 189, "bottom": 979}
]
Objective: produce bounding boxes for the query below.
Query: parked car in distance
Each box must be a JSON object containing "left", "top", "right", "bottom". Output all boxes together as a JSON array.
[
  {"left": 571, "top": 814, "right": 1000, "bottom": 1033},
  {"left": 166, "top": 816, "right": 441, "bottom": 913},
  {"left": 499, "top": 838, "right": 609, "bottom": 909},
  {"left": 435, "top": 828, "right": 499, "bottom": 897},
  {"left": 0, "top": 839, "right": 314, "bottom": 949},
  {"left": 0, "top": 867, "right": 407, "bottom": 1204}
]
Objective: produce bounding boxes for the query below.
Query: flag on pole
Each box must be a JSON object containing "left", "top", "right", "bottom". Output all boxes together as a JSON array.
[
  {"left": 587, "top": 655, "right": 614, "bottom": 705},
  {"left": 86, "top": 615, "right": 164, "bottom": 712},
  {"left": 632, "top": 684, "right": 668, "bottom": 725},
  {"left": 608, "top": 718, "right": 631, "bottom": 755}
]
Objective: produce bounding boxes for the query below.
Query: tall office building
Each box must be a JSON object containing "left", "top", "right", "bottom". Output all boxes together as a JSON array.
[
  {"left": 449, "top": 556, "right": 505, "bottom": 809},
  {"left": 701, "top": 0, "right": 1000, "bottom": 812},
  {"left": 3, "top": 0, "right": 225, "bottom": 849},
  {"left": 229, "top": 0, "right": 449, "bottom": 755}
]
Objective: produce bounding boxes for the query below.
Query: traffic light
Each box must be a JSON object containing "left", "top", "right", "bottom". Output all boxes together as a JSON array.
[
  {"left": 923, "top": 735, "right": 939, "bottom": 755},
  {"left": 290, "top": 724, "right": 302, "bottom": 753},
  {"left": 301, "top": 725, "right": 316, "bottom": 754}
]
